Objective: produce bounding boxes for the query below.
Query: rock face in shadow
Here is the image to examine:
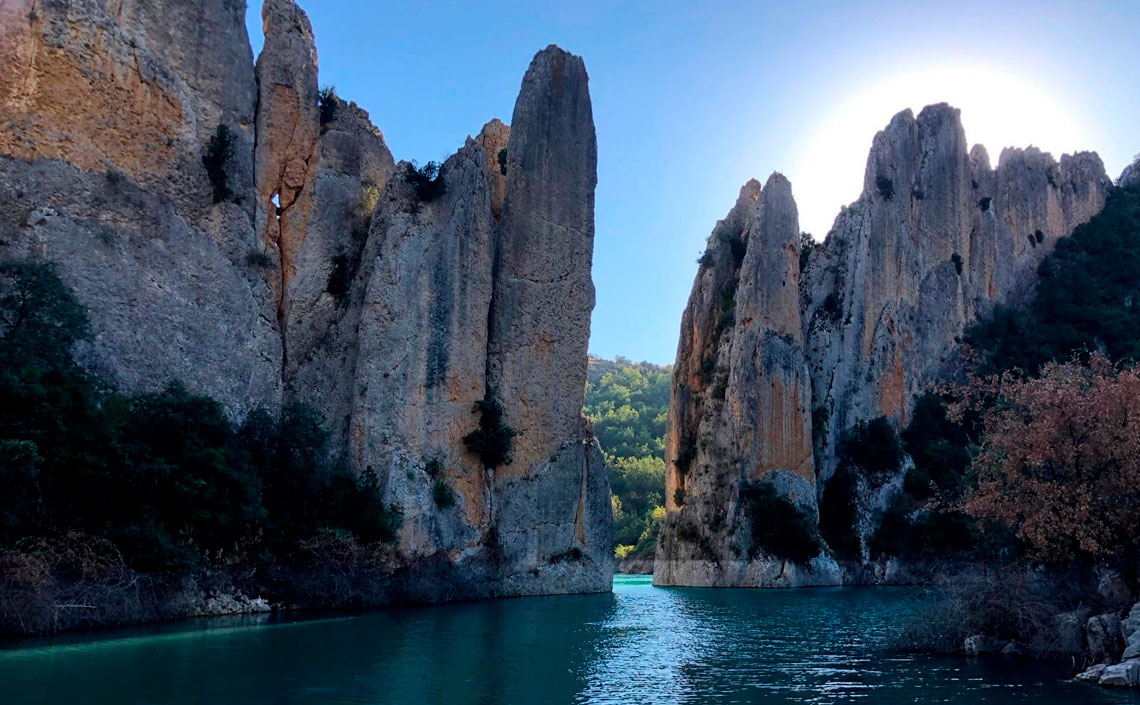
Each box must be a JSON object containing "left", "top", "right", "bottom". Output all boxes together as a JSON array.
[
  {"left": 655, "top": 104, "right": 1111, "bottom": 587},
  {"left": 0, "top": 1, "right": 609, "bottom": 600}
]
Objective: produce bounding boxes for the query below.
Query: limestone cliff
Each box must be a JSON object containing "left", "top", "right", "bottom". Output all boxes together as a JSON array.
[
  {"left": 656, "top": 104, "right": 1111, "bottom": 587},
  {"left": 0, "top": 0, "right": 279, "bottom": 418},
  {"left": 0, "top": 1, "right": 609, "bottom": 599},
  {"left": 318, "top": 47, "right": 611, "bottom": 598}
]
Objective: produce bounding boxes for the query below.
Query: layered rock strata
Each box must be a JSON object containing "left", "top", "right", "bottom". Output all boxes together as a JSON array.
[{"left": 655, "top": 104, "right": 1111, "bottom": 587}]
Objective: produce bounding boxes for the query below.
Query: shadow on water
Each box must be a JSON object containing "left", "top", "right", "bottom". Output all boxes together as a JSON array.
[{"left": 1, "top": 574, "right": 1138, "bottom": 705}]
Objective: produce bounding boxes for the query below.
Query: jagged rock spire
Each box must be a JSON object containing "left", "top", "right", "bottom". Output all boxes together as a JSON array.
[
  {"left": 254, "top": 0, "right": 321, "bottom": 312},
  {"left": 656, "top": 103, "right": 1112, "bottom": 588}
]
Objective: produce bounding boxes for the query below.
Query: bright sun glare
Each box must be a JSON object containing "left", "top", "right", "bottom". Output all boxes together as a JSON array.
[{"left": 791, "top": 64, "right": 1093, "bottom": 240}]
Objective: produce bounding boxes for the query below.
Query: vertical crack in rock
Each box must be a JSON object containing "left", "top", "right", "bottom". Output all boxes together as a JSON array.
[{"left": 253, "top": 0, "right": 320, "bottom": 375}]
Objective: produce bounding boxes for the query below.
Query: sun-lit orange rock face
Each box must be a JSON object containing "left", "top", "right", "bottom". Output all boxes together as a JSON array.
[
  {"left": 254, "top": 0, "right": 320, "bottom": 307},
  {"left": 0, "top": 0, "right": 258, "bottom": 215}
]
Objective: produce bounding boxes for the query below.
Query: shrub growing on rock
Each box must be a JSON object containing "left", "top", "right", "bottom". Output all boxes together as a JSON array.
[
  {"left": 838, "top": 416, "right": 902, "bottom": 480},
  {"left": 246, "top": 250, "right": 274, "bottom": 269},
  {"left": 405, "top": 161, "right": 447, "bottom": 203},
  {"left": 430, "top": 465, "right": 456, "bottom": 508},
  {"left": 318, "top": 86, "right": 338, "bottom": 130},
  {"left": 876, "top": 175, "right": 894, "bottom": 201},
  {"left": 742, "top": 483, "right": 821, "bottom": 564},
  {"left": 203, "top": 124, "right": 235, "bottom": 203},
  {"left": 463, "top": 394, "right": 517, "bottom": 469}
]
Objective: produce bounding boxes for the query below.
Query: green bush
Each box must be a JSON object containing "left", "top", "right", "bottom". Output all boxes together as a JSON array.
[
  {"left": 246, "top": 250, "right": 274, "bottom": 269},
  {"left": 876, "top": 175, "right": 894, "bottom": 201},
  {"left": 742, "top": 483, "right": 821, "bottom": 564},
  {"left": 318, "top": 86, "right": 338, "bottom": 129},
  {"left": 0, "top": 258, "right": 402, "bottom": 573},
  {"left": 819, "top": 467, "right": 860, "bottom": 560},
  {"left": 838, "top": 416, "right": 902, "bottom": 480},
  {"left": 405, "top": 161, "right": 447, "bottom": 203},
  {"left": 0, "top": 259, "right": 90, "bottom": 370},
  {"left": 951, "top": 253, "right": 963, "bottom": 275},
  {"left": 901, "top": 394, "right": 973, "bottom": 501},
  {"left": 799, "top": 232, "right": 815, "bottom": 272},
  {"left": 463, "top": 394, "right": 517, "bottom": 469},
  {"left": 432, "top": 479, "right": 456, "bottom": 508},
  {"left": 821, "top": 292, "right": 843, "bottom": 322}
]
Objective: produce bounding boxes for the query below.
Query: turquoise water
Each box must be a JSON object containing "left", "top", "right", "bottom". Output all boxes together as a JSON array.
[{"left": 1, "top": 574, "right": 1136, "bottom": 704}]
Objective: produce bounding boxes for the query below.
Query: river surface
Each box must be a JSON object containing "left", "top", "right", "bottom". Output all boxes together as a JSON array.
[{"left": 2, "top": 574, "right": 1137, "bottom": 704}]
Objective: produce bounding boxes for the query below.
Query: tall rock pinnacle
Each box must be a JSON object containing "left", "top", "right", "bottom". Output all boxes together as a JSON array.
[
  {"left": 254, "top": 0, "right": 321, "bottom": 322},
  {"left": 291, "top": 44, "right": 610, "bottom": 597},
  {"left": 489, "top": 45, "right": 598, "bottom": 475},
  {"left": 655, "top": 104, "right": 1111, "bottom": 588}
]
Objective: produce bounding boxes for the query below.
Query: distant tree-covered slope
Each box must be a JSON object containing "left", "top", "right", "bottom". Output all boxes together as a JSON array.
[{"left": 584, "top": 356, "right": 671, "bottom": 553}]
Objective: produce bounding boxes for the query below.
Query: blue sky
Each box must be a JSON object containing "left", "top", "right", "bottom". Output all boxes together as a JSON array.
[{"left": 247, "top": 1, "right": 1140, "bottom": 365}]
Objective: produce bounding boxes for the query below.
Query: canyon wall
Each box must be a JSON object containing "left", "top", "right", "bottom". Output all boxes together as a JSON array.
[
  {"left": 0, "top": 0, "right": 609, "bottom": 598},
  {"left": 656, "top": 104, "right": 1111, "bottom": 587}
]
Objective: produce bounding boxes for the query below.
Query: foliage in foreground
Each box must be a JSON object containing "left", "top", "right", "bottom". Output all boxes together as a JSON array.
[
  {"left": 963, "top": 354, "right": 1140, "bottom": 568},
  {"left": 0, "top": 258, "right": 401, "bottom": 580}
]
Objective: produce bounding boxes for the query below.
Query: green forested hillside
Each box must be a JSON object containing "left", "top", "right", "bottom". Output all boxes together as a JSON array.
[{"left": 584, "top": 357, "right": 671, "bottom": 554}]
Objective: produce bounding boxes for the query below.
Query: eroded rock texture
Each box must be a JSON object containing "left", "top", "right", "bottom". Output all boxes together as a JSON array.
[
  {"left": 323, "top": 47, "right": 611, "bottom": 597},
  {"left": 0, "top": 0, "right": 279, "bottom": 418},
  {"left": 655, "top": 104, "right": 1110, "bottom": 587},
  {"left": 254, "top": 0, "right": 320, "bottom": 327},
  {"left": 0, "top": 0, "right": 609, "bottom": 599}
]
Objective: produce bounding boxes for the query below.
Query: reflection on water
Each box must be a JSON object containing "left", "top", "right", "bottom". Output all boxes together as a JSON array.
[{"left": 1, "top": 574, "right": 1137, "bottom": 704}]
